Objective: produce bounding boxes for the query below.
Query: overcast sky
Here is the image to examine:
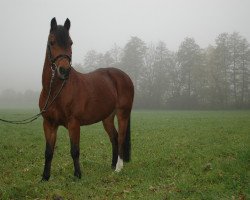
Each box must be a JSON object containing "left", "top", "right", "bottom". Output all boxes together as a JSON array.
[{"left": 0, "top": 0, "right": 249, "bottom": 92}]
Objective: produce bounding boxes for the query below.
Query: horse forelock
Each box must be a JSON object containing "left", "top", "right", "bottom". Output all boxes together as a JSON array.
[{"left": 51, "top": 25, "right": 70, "bottom": 48}]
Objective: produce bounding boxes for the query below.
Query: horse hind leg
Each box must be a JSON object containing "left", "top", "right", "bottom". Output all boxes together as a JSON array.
[
  {"left": 115, "top": 110, "right": 131, "bottom": 172},
  {"left": 102, "top": 113, "right": 118, "bottom": 169}
]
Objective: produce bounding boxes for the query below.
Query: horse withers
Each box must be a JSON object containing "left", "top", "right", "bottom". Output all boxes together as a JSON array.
[{"left": 39, "top": 18, "right": 134, "bottom": 181}]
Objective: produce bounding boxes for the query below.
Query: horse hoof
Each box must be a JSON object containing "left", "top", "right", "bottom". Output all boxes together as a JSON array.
[
  {"left": 115, "top": 156, "right": 123, "bottom": 172},
  {"left": 115, "top": 164, "right": 123, "bottom": 172},
  {"left": 41, "top": 177, "right": 49, "bottom": 182},
  {"left": 74, "top": 171, "right": 82, "bottom": 179},
  {"left": 115, "top": 169, "right": 121, "bottom": 173}
]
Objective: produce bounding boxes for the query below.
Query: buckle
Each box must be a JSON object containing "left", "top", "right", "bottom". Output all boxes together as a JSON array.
[{"left": 51, "top": 63, "right": 57, "bottom": 71}]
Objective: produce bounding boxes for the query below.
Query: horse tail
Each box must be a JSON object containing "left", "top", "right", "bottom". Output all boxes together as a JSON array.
[{"left": 124, "top": 116, "right": 131, "bottom": 162}]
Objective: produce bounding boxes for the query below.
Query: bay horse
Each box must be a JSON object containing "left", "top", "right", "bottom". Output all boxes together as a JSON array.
[{"left": 39, "top": 18, "right": 134, "bottom": 181}]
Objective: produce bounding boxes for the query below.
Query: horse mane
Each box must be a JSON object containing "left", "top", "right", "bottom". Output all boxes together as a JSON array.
[{"left": 50, "top": 25, "right": 70, "bottom": 48}]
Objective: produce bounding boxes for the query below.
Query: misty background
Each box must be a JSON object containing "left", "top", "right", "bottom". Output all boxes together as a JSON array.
[{"left": 0, "top": 0, "right": 250, "bottom": 109}]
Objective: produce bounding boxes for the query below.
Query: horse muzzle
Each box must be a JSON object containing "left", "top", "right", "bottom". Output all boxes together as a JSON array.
[{"left": 57, "top": 66, "right": 71, "bottom": 80}]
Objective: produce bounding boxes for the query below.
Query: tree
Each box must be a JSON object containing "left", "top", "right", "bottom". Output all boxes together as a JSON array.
[
  {"left": 151, "top": 41, "right": 175, "bottom": 107},
  {"left": 102, "top": 51, "right": 115, "bottom": 67},
  {"left": 210, "top": 33, "right": 230, "bottom": 106},
  {"left": 83, "top": 50, "right": 103, "bottom": 71},
  {"left": 238, "top": 38, "right": 250, "bottom": 105},
  {"left": 121, "top": 36, "right": 147, "bottom": 90},
  {"left": 228, "top": 32, "right": 242, "bottom": 105},
  {"left": 176, "top": 37, "right": 203, "bottom": 108},
  {"left": 204, "top": 32, "right": 250, "bottom": 108},
  {"left": 137, "top": 43, "right": 156, "bottom": 108},
  {"left": 120, "top": 37, "right": 147, "bottom": 107},
  {"left": 108, "top": 43, "right": 123, "bottom": 66}
]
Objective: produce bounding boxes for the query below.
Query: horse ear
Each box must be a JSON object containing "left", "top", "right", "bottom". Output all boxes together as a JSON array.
[
  {"left": 50, "top": 17, "right": 57, "bottom": 32},
  {"left": 64, "top": 18, "right": 71, "bottom": 31}
]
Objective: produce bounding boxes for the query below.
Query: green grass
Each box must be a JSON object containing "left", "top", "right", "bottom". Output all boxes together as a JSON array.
[{"left": 0, "top": 110, "right": 249, "bottom": 199}]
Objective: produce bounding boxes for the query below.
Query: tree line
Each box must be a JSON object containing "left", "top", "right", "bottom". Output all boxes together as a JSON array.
[
  {"left": 76, "top": 32, "right": 250, "bottom": 109},
  {"left": 1, "top": 32, "right": 249, "bottom": 109},
  {"left": 0, "top": 89, "right": 39, "bottom": 108}
]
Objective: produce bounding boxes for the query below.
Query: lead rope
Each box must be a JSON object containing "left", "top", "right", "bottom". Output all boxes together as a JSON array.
[{"left": 0, "top": 69, "right": 66, "bottom": 124}]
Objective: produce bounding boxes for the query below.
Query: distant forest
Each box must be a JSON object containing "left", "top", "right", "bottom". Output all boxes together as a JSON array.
[{"left": 1, "top": 32, "right": 250, "bottom": 109}]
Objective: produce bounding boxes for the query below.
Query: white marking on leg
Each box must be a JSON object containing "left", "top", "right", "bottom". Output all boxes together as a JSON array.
[{"left": 115, "top": 156, "right": 123, "bottom": 172}]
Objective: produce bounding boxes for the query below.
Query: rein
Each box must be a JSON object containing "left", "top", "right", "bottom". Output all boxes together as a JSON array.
[{"left": 0, "top": 45, "right": 70, "bottom": 125}]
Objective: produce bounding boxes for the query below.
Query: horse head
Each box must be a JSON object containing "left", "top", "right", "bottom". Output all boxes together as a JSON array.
[{"left": 47, "top": 17, "right": 73, "bottom": 80}]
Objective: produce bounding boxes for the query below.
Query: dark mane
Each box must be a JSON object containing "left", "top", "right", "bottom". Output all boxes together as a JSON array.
[{"left": 51, "top": 25, "right": 70, "bottom": 48}]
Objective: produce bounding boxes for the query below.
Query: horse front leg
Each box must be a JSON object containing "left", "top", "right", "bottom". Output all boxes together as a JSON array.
[
  {"left": 42, "top": 119, "right": 58, "bottom": 181},
  {"left": 68, "top": 119, "right": 81, "bottom": 178}
]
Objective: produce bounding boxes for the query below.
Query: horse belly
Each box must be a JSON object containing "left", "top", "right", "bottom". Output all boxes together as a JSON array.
[
  {"left": 81, "top": 105, "right": 115, "bottom": 125},
  {"left": 78, "top": 95, "right": 116, "bottom": 126}
]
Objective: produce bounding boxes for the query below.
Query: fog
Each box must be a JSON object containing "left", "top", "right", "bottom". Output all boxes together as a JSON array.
[{"left": 0, "top": 0, "right": 249, "bottom": 93}]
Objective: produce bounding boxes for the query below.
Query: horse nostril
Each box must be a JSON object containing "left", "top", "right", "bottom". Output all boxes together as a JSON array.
[
  {"left": 58, "top": 66, "right": 71, "bottom": 80},
  {"left": 59, "top": 67, "right": 66, "bottom": 75}
]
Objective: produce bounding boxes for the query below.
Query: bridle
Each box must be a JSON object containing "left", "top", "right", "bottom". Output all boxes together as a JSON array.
[
  {"left": 41, "top": 43, "right": 72, "bottom": 112},
  {"left": 47, "top": 43, "right": 72, "bottom": 79}
]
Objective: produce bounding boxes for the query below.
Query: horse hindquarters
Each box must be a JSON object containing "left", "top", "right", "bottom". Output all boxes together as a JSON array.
[{"left": 107, "top": 68, "right": 133, "bottom": 172}]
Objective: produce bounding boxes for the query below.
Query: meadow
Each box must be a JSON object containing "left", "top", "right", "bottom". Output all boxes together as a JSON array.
[{"left": 0, "top": 110, "right": 249, "bottom": 199}]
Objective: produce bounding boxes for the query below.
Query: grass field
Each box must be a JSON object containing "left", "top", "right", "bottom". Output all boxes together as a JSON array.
[{"left": 0, "top": 110, "right": 249, "bottom": 199}]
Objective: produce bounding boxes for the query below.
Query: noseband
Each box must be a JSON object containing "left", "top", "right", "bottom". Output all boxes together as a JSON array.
[{"left": 47, "top": 44, "right": 72, "bottom": 79}]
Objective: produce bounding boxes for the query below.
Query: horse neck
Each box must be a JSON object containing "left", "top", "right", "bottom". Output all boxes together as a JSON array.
[{"left": 42, "top": 51, "right": 54, "bottom": 92}]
